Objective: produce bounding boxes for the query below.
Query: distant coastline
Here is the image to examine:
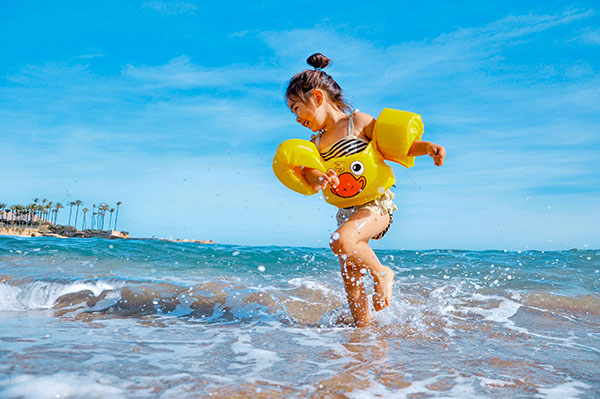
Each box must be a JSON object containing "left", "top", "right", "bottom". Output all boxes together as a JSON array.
[
  {"left": 0, "top": 225, "right": 130, "bottom": 240},
  {"left": 1, "top": 198, "right": 214, "bottom": 244},
  {"left": 0, "top": 226, "right": 214, "bottom": 244}
]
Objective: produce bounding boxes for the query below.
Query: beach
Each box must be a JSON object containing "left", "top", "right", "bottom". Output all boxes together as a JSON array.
[{"left": 0, "top": 236, "right": 598, "bottom": 398}]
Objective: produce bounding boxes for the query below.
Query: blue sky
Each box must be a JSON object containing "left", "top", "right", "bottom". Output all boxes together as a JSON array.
[{"left": 1, "top": 1, "right": 599, "bottom": 250}]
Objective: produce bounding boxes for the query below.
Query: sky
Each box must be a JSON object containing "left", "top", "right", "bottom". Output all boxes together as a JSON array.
[{"left": 1, "top": 0, "right": 599, "bottom": 250}]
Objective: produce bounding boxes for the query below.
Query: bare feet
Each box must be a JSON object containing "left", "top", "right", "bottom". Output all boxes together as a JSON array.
[{"left": 372, "top": 267, "right": 394, "bottom": 311}]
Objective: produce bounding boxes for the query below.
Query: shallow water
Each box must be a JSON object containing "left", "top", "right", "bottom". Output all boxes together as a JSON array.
[{"left": 0, "top": 236, "right": 598, "bottom": 398}]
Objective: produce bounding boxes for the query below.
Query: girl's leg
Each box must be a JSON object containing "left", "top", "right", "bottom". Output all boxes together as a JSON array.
[
  {"left": 341, "top": 260, "right": 371, "bottom": 327},
  {"left": 331, "top": 209, "right": 395, "bottom": 325}
]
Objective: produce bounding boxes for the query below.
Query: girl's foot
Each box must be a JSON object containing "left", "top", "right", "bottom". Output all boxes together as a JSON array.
[{"left": 372, "top": 267, "right": 394, "bottom": 311}]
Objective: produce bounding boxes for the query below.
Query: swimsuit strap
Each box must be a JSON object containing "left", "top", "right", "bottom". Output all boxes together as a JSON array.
[
  {"left": 316, "top": 109, "right": 361, "bottom": 153},
  {"left": 347, "top": 109, "right": 359, "bottom": 137},
  {"left": 347, "top": 113, "right": 354, "bottom": 137}
]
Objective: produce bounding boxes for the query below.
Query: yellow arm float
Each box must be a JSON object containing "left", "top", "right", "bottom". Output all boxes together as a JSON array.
[
  {"left": 373, "top": 108, "right": 423, "bottom": 168},
  {"left": 272, "top": 139, "right": 327, "bottom": 195},
  {"left": 273, "top": 108, "right": 423, "bottom": 207}
]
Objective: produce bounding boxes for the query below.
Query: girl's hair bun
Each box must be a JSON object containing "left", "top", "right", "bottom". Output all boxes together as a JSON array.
[{"left": 306, "top": 53, "right": 331, "bottom": 69}]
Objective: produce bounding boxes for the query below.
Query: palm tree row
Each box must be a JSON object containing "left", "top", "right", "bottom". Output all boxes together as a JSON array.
[{"left": 0, "top": 199, "right": 123, "bottom": 232}]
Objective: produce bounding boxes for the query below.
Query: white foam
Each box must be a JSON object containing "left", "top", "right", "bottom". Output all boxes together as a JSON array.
[
  {"left": 0, "top": 281, "right": 116, "bottom": 311},
  {"left": 462, "top": 294, "right": 523, "bottom": 329},
  {"left": 287, "top": 278, "right": 333, "bottom": 294},
  {"left": 536, "top": 381, "right": 592, "bottom": 399},
  {"left": 347, "top": 374, "right": 478, "bottom": 399},
  {"left": 0, "top": 284, "right": 22, "bottom": 311},
  {"left": 0, "top": 373, "right": 126, "bottom": 399},
  {"left": 229, "top": 334, "right": 282, "bottom": 377},
  {"left": 481, "top": 298, "right": 522, "bottom": 324}
]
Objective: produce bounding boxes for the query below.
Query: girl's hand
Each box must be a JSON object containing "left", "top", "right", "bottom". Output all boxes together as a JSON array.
[
  {"left": 313, "top": 169, "right": 339, "bottom": 192},
  {"left": 426, "top": 143, "right": 446, "bottom": 166}
]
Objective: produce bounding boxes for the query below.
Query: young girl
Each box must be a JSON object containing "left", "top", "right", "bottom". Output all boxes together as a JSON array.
[{"left": 284, "top": 53, "right": 445, "bottom": 327}]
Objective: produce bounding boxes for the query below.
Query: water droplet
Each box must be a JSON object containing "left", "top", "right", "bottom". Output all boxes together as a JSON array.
[
  {"left": 331, "top": 232, "right": 340, "bottom": 240},
  {"left": 232, "top": 251, "right": 240, "bottom": 256},
  {"left": 258, "top": 265, "right": 266, "bottom": 272}
]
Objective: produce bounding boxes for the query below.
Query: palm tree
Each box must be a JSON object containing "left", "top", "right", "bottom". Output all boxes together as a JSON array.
[
  {"left": 35, "top": 204, "right": 44, "bottom": 226},
  {"left": 114, "top": 201, "right": 122, "bottom": 231},
  {"left": 0, "top": 203, "right": 6, "bottom": 224},
  {"left": 54, "top": 203, "right": 63, "bottom": 225},
  {"left": 100, "top": 203, "right": 110, "bottom": 230},
  {"left": 82, "top": 208, "right": 88, "bottom": 230},
  {"left": 26, "top": 203, "right": 36, "bottom": 226},
  {"left": 91, "top": 204, "right": 97, "bottom": 230},
  {"left": 10, "top": 205, "right": 17, "bottom": 225},
  {"left": 98, "top": 208, "right": 103, "bottom": 230},
  {"left": 108, "top": 208, "right": 115, "bottom": 230},
  {"left": 74, "top": 200, "right": 82, "bottom": 229},
  {"left": 67, "top": 201, "right": 75, "bottom": 226},
  {"left": 45, "top": 201, "right": 53, "bottom": 222},
  {"left": 31, "top": 198, "right": 39, "bottom": 225},
  {"left": 18, "top": 205, "right": 26, "bottom": 226}
]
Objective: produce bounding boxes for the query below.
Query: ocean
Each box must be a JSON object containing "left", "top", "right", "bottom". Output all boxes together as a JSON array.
[{"left": 0, "top": 236, "right": 598, "bottom": 398}]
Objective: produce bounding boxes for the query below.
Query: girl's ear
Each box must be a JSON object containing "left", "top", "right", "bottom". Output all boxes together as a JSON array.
[{"left": 312, "top": 89, "right": 325, "bottom": 107}]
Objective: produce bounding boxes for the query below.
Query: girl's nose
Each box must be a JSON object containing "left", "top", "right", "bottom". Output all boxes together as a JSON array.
[{"left": 296, "top": 117, "right": 302, "bottom": 124}]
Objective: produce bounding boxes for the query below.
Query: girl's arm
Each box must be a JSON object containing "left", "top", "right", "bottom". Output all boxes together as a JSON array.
[{"left": 408, "top": 141, "right": 446, "bottom": 166}]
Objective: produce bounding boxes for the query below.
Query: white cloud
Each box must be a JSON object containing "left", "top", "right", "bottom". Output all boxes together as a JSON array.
[
  {"left": 577, "top": 27, "right": 600, "bottom": 45},
  {"left": 262, "top": 9, "right": 595, "bottom": 85},
  {"left": 122, "top": 55, "right": 280, "bottom": 90}
]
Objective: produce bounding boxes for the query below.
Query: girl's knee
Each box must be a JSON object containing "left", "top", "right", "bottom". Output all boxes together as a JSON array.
[{"left": 329, "top": 230, "right": 357, "bottom": 255}]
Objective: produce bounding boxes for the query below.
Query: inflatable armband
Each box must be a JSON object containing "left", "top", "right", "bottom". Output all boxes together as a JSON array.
[
  {"left": 373, "top": 108, "right": 423, "bottom": 168},
  {"left": 272, "top": 139, "right": 326, "bottom": 195}
]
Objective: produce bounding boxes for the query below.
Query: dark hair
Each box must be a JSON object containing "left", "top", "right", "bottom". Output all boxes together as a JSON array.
[{"left": 286, "top": 53, "right": 352, "bottom": 113}]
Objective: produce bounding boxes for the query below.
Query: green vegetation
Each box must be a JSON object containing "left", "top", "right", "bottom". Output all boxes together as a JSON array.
[{"left": 0, "top": 199, "right": 124, "bottom": 233}]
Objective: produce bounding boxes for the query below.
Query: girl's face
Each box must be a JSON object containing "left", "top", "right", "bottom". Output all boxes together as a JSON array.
[{"left": 287, "top": 91, "right": 326, "bottom": 133}]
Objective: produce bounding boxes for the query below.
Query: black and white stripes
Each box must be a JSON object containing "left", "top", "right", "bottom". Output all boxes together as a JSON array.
[{"left": 320, "top": 136, "right": 369, "bottom": 161}]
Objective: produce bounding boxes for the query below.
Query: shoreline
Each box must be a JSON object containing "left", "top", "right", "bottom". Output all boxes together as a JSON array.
[{"left": 0, "top": 226, "right": 214, "bottom": 244}]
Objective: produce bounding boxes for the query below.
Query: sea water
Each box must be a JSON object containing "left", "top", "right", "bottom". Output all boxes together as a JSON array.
[{"left": 0, "top": 236, "right": 598, "bottom": 399}]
